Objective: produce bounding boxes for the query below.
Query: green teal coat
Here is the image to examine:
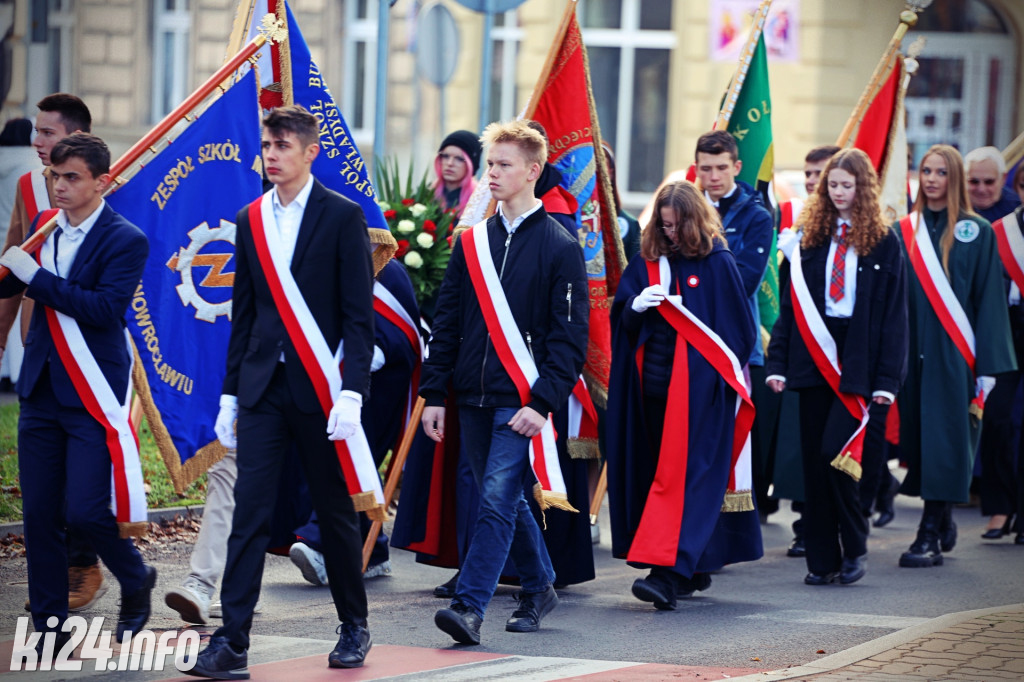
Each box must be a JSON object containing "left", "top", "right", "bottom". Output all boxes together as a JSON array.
[{"left": 896, "top": 208, "right": 1016, "bottom": 502}]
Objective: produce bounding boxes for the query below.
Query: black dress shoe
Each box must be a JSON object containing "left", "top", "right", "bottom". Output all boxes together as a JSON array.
[
  {"left": 1015, "top": 533, "right": 1024, "bottom": 545},
  {"left": 839, "top": 555, "right": 867, "bottom": 584},
  {"left": 786, "top": 537, "right": 806, "bottom": 557},
  {"left": 803, "top": 572, "right": 838, "bottom": 586},
  {"left": 433, "top": 571, "right": 459, "bottom": 599},
  {"left": 981, "top": 527, "right": 1009, "bottom": 539},
  {"left": 631, "top": 571, "right": 677, "bottom": 610},
  {"left": 435, "top": 602, "right": 482, "bottom": 645},
  {"left": 329, "top": 623, "right": 371, "bottom": 668},
  {"left": 33, "top": 630, "right": 72, "bottom": 665},
  {"left": 117, "top": 565, "right": 157, "bottom": 643},
  {"left": 873, "top": 475, "right": 900, "bottom": 528},
  {"left": 506, "top": 585, "right": 558, "bottom": 632},
  {"left": 185, "top": 635, "right": 249, "bottom": 680}
]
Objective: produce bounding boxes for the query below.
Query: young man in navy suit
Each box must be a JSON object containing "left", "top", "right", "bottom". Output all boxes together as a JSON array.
[
  {"left": 0, "top": 133, "right": 153, "bottom": 658},
  {"left": 190, "top": 105, "right": 376, "bottom": 679}
]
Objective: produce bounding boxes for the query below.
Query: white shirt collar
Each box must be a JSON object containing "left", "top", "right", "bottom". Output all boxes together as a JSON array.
[
  {"left": 704, "top": 183, "right": 738, "bottom": 207},
  {"left": 498, "top": 199, "right": 544, "bottom": 234},
  {"left": 57, "top": 199, "right": 105, "bottom": 237},
  {"left": 272, "top": 174, "right": 314, "bottom": 212}
]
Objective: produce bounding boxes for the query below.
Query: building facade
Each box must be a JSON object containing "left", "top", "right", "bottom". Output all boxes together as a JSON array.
[{"left": 1, "top": 0, "right": 1021, "bottom": 210}]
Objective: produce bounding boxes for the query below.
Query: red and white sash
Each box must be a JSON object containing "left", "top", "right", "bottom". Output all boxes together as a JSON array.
[
  {"left": 900, "top": 212, "right": 976, "bottom": 372},
  {"left": 789, "top": 241, "right": 870, "bottom": 480},
  {"left": 567, "top": 376, "right": 599, "bottom": 459},
  {"left": 779, "top": 197, "right": 804, "bottom": 232},
  {"left": 19, "top": 169, "right": 51, "bottom": 223},
  {"left": 35, "top": 209, "right": 147, "bottom": 537},
  {"left": 461, "top": 222, "right": 577, "bottom": 512},
  {"left": 627, "top": 257, "right": 755, "bottom": 566},
  {"left": 247, "top": 194, "right": 385, "bottom": 519},
  {"left": 373, "top": 279, "right": 423, "bottom": 446},
  {"left": 900, "top": 212, "right": 987, "bottom": 414},
  {"left": 993, "top": 211, "right": 1024, "bottom": 295}
]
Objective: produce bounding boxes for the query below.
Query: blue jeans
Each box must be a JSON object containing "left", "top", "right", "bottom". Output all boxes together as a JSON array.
[{"left": 455, "top": 406, "right": 555, "bottom": 618}]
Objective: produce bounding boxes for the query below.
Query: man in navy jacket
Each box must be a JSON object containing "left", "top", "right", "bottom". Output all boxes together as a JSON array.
[{"left": 0, "top": 133, "right": 153, "bottom": 656}]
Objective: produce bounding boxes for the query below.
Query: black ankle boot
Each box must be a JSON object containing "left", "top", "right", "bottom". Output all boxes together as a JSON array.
[
  {"left": 938, "top": 502, "right": 957, "bottom": 552},
  {"left": 899, "top": 505, "right": 943, "bottom": 567}
]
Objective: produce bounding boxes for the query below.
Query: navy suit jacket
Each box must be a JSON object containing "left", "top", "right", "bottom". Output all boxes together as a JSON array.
[
  {"left": 0, "top": 202, "right": 149, "bottom": 407},
  {"left": 223, "top": 179, "right": 375, "bottom": 413}
]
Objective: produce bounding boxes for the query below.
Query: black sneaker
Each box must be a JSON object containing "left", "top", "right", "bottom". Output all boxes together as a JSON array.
[
  {"left": 328, "top": 623, "right": 371, "bottom": 668},
  {"left": 185, "top": 635, "right": 249, "bottom": 680},
  {"left": 434, "top": 602, "right": 482, "bottom": 645},
  {"left": 631, "top": 572, "right": 677, "bottom": 610},
  {"left": 505, "top": 586, "right": 559, "bottom": 632}
]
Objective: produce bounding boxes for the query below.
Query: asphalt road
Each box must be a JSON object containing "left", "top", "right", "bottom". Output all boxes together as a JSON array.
[{"left": 2, "top": 482, "right": 1023, "bottom": 678}]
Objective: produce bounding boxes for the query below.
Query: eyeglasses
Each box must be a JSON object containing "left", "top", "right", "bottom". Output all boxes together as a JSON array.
[{"left": 968, "top": 178, "right": 997, "bottom": 186}]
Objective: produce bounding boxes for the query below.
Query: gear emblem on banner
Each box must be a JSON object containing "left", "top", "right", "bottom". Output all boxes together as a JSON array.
[{"left": 167, "top": 219, "right": 237, "bottom": 323}]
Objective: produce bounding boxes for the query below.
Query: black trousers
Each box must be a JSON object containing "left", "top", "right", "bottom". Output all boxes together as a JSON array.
[{"left": 216, "top": 364, "right": 368, "bottom": 650}]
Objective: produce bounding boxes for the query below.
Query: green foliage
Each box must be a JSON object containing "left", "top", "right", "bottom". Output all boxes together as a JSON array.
[
  {"left": 0, "top": 402, "right": 206, "bottom": 523},
  {"left": 374, "top": 157, "right": 456, "bottom": 307}
]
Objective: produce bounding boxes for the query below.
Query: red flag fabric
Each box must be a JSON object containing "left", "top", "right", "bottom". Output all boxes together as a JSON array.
[
  {"left": 853, "top": 54, "right": 901, "bottom": 174},
  {"left": 527, "top": 7, "right": 626, "bottom": 405}
]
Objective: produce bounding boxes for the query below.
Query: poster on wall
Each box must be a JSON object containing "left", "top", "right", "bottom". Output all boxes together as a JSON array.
[{"left": 710, "top": 0, "right": 800, "bottom": 63}]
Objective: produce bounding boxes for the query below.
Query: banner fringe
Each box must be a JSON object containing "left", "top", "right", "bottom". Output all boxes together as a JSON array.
[{"left": 118, "top": 521, "right": 149, "bottom": 539}]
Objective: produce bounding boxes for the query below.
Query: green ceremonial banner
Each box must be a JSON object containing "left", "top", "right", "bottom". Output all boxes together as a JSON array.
[
  {"left": 727, "top": 33, "right": 773, "bottom": 196},
  {"left": 725, "top": 32, "right": 778, "bottom": 339}
]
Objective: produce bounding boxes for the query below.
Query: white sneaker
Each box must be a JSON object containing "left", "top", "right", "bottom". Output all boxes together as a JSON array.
[
  {"left": 289, "top": 542, "right": 329, "bottom": 586},
  {"left": 209, "top": 598, "right": 262, "bottom": 619},
  {"left": 363, "top": 560, "right": 392, "bottom": 580},
  {"left": 164, "top": 576, "right": 214, "bottom": 625}
]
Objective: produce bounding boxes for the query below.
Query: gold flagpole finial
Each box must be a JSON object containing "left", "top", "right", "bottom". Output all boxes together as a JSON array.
[{"left": 258, "top": 13, "right": 287, "bottom": 44}]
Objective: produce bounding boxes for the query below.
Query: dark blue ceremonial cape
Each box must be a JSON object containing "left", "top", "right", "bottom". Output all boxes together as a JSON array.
[{"left": 607, "top": 243, "right": 763, "bottom": 577}]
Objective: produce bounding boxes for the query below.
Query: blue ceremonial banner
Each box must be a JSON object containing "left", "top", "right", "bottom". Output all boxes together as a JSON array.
[
  {"left": 107, "top": 70, "right": 263, "bottom": 491},
  {"left": 284, "top": 2, "right": 387, "bottom": 231}
]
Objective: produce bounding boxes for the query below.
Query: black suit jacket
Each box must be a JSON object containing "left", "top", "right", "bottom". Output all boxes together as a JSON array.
[
  {"left": 223, "top": 179, "right": 375, "bottom": 413},
  {"left": 766, "top": 229, "right": 908, "bottom": 398},
  {"left": 0, "top": 203, "right": 148, "bottom": 407}
]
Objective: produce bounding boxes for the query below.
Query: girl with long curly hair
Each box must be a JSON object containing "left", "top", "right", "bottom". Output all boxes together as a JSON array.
[
  {"left": 607, "top": 181, "right": 761, "bottom": 610},
  {"left": 767, "top": 148, "right": 908, "bottom": 586},
  {"left": 894, "top": 144, "right": 1015, "bottom": 569}
]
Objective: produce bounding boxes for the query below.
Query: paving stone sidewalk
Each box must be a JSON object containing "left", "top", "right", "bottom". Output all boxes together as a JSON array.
[{"left": 731, "top": 604, "right": 1024, "bottom": 681}]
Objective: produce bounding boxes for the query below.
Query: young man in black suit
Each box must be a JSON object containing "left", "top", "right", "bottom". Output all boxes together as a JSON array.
[
  {"left": 0, "top": 133, "right": 154, "bottom": 657},
  {"left": 190, "top": 105, "right": 376, "bottom": 679}
]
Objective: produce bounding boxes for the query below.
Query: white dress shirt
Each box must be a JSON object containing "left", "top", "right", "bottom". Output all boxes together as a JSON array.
[
  {"left": 498, "top": 199, "right": 543, "bottom": 234},
  {"left": 271, "top": 175, "right": 314, "bottom": 266},
  {"left": 704, "top": 183, "right": 738, "bottom": 208},
  {"left": 825, "top": 218, "right": 857, "bottom": 319},
  {"left": 53, "top": 200, "right": 105, "bottom": 277}
]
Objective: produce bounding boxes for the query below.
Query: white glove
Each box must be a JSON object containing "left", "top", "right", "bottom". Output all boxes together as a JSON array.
[
  {"left": 214, "top": 394, "right": 238, "bottom": 449},
  {"left": 631, "top": 284, "right": 667, "bottom": 313},
  {"left": 0, "top": 246, "right": 40, "bottom": 284},
  {"left": 976, "top": 376, "right": 995, "bottom": 401},
  {"left": 370, "top": 345, "right": 386, "bottom": 372},
  {"left": 327, "top": 390, "right": 362, "bottom": 441}
]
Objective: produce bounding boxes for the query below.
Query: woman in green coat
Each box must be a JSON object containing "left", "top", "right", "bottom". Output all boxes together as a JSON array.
[{"left": 895, "top": 144, "right": 1016, "bottom": 568}]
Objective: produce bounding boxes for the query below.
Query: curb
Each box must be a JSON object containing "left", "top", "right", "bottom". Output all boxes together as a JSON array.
[
  {"left": 0, "top": 505, "right": 205, "bottom": 538},
  {"left": 727, "top": 602, "right": 1024, "bottom": 681}
]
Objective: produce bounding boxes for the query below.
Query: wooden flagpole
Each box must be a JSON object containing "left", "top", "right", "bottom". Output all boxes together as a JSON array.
[
  {"left": 589, "top": 461, "right": 607, "bottom": 524},
  {"left": 835, "top": 6, "right": 928, "bottom": 147},
  {"left": 0, "top": 16, "right": 285, "bottom": 282},
  {"left": 362, "top": 396, "right": 425, "bottom": 572},
  {"left": 714, "top": 0, "right": 773, "bottom": 130}
]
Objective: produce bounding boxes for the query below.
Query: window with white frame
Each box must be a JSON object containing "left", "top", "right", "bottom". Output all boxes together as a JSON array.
[
  {"left": 580, "top": 0, "right": 675, "bottom": 207},
  {"left": 489, "top": 9, "right": 523, "bottom": 125},
  {"left": 342, "top": 0, "right": 377, "bottom": 143},
  {"left": 151, "top": 0, "right": 191, "bottom": 122}
]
